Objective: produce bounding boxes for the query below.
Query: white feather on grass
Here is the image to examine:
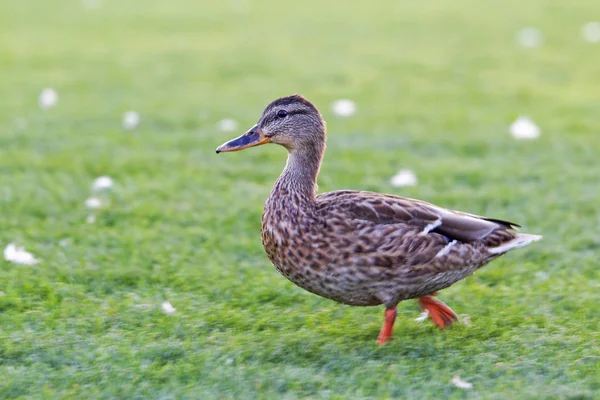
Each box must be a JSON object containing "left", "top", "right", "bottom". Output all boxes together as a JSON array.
[
  {"left": 415, "top": 310, "right": 429, "bottom": 323},
  {"left": 451, "top": 376, "right": 473, "bottom": 389},
  {"left": 391, "top": 169, "right": 418, "bottom": 187},
  {"left": 4, "top": 243, "right": 39, "bottom": 265},
  {"left": 161, "top": 301, "right": 176, "bottom": 314}
]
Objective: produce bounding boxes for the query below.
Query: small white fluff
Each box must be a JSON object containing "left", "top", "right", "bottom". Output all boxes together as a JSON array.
[
  {"left": 516, "top": 27, "right": 542, "bottom": 48},
  {"left": 4, "top": 243, "right": 39, "bottom": 265},
  {"left": 161, "top": 301, "right": 176, "bottom": 314},
  {"left": 391, "top": 169, "right": 418, "bottom": 187},
  {"left": 92, "top": 176, "right": 114, "bottom": 191},
  {"left": 122, "top": 111, "right": 140, "bottom": 130},
  {"left": 415, "top": 310, "right": 429, "bottom": 323},
  {"left": 509, "top": 116, "right": 540, "bottom": 140},
  {"left": 582, "top": 22, "right": 600, "bottom": 43},
  {"left": 84, "top": 197, "right": 102, "bottom": 209},
  {"left": 451, "top": 376, "right": 473, "bottom": 389},
  {"left": 218, "top": 119, "right": 238, "bottom": 132},
  {"left": 86, "top": 214, "right": 96, "bottom": 224},
  {"left": 331, "top": 99, "right": 356, "bottom": 117},
  {"left": 39, "top": 88, "right": 58, "bottom": 109}
]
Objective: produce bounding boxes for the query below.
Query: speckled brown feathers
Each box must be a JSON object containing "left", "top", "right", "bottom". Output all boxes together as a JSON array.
[
  {"left": 262, "top": 187, "right": 529, "bottom": 308},
  {"left": 218, "top": 94, "right": 542, "bottom": 341}
]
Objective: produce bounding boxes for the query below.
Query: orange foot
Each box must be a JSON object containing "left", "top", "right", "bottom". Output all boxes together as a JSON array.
[
  {"left": 418, "top": 294, "right": 458, "bottom": 329},
  {"left": 376, "top": 307, "right": 397, "bottom": 345}
]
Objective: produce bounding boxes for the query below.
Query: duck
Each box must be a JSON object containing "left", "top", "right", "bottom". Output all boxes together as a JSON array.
[{"left": 216, "top": 94, "right": 542, "bottom": 345}]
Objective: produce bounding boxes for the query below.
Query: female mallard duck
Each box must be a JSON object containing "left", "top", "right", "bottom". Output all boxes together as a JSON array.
[{"left": 216, "top": 95, "right": 541, "bottom": 345}]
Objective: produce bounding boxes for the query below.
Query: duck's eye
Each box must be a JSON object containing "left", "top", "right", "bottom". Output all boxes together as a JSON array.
[{"left": 277, "top": 110, "right": 288, "bottom": 118}]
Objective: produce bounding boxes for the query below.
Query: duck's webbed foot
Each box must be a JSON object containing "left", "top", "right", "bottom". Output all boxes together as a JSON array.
[{"left": 418, "top": 293, "right": 458, "bottom": 329}]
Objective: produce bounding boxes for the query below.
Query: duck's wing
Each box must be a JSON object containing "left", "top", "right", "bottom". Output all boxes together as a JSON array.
[{"left": 315, "top": 190, "right": 520, "bottom": 244}]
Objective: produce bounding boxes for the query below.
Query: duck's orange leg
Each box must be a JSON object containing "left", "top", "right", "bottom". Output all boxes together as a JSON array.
[
  {"left": 418, "top": 294, "right": 458, "bottom": 329},
  {"left": 376, "top": 307, "right": 397, "bottom": 345}
]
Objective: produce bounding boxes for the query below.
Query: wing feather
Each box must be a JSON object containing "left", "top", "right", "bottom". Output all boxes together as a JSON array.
[{"left": 316, "top": 190, "right": 519, "bottom": 243}]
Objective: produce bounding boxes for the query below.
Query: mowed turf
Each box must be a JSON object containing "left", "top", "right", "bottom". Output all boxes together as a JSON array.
[{"left": 1, "top": 0, "right": 599, "bottom": 398}]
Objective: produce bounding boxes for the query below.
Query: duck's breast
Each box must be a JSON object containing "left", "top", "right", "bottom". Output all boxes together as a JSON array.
[{"left": 261, "top": 209, "right": 384, "bottom": 306}]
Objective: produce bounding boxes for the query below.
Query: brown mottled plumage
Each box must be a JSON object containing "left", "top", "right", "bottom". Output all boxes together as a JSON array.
[{"left": 216, "top": 95, "right": 542, "bottom": 344}]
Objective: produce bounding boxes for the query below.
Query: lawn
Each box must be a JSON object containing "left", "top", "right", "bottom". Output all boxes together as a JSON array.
[{"left": 1, "top": 0, "right": 599, "bottom": 398}]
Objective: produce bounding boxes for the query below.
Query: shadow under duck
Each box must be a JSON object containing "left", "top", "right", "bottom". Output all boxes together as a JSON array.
[{"left": 216, "top": 95, "right": 541, "bottom": 345}]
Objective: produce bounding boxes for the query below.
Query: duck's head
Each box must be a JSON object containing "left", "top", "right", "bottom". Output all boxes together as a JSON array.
[{"left": 216, "top": 95, "right": 325, "bottom": 154}]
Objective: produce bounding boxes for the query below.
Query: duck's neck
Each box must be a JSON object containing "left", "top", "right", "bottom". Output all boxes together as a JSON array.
[{"left": 272, "top": 142, "right": 325, "bottom": 205}]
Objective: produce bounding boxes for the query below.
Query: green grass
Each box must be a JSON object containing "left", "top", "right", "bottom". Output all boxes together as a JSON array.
[{"left": 1, "top": 0, "right": 599, "bottom": 398}]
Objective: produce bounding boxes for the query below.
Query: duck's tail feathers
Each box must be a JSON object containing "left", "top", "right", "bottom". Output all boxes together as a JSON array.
[{"left": 487, "top": 233, "right": 542, "bottom": 255}]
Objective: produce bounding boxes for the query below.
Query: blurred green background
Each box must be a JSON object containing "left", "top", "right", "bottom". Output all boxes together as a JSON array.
[{"left": 1, "top": 0, "right": 599, "bottom": 398}]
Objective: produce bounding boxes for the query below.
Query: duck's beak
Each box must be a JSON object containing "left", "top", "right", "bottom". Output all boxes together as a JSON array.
[{"left": 216, "top": 124, "right": 270, "bottom": 154}]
